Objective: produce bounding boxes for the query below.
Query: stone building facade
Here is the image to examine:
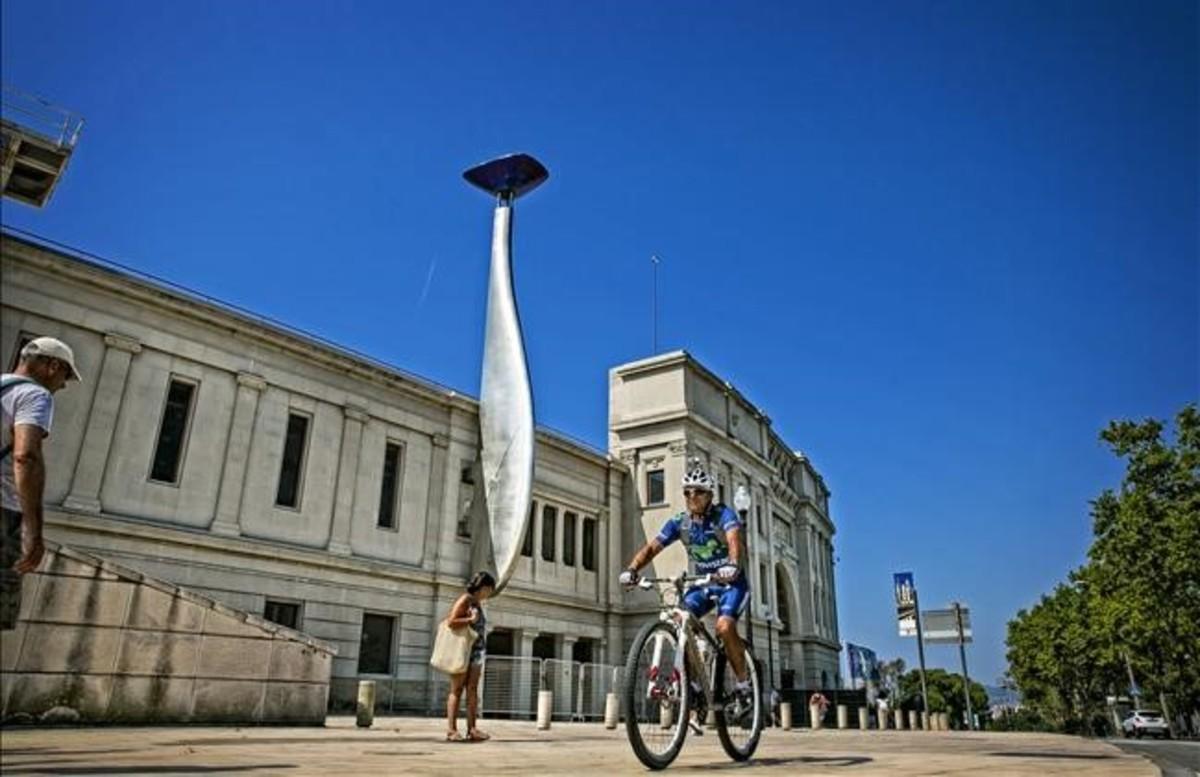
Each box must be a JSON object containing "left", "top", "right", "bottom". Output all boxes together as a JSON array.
[{"left": 1, "top": 230, "right": 840, "bottom": 709}]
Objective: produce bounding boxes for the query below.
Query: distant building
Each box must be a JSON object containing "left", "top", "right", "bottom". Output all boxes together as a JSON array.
[{"left": 1, "top": 230, "right": 841, "bottom": 713}]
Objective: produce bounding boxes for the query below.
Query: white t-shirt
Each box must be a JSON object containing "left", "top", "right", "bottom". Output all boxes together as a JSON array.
[{"left": 1, "top": 374, "right": 54, "bottom": 512}]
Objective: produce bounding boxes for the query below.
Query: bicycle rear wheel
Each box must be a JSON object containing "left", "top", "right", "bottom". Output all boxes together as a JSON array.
[
  {"left": 623, "top": 620, "right": 690, "bottom": 770},
  {"left": 714, "top": 642, "right": 763, "bottom": 761}
]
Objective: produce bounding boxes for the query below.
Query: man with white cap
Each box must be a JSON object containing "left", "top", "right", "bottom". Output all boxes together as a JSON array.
[{"left": 1, "top": 336, "right": 82, "bottom": 630}]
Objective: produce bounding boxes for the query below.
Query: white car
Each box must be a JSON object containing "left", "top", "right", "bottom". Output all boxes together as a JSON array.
[{"left": 1121, "top": 709, "right": 1170, "bottom": 739}]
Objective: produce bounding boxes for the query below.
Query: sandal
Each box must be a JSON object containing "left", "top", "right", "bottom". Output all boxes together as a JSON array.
[
  {"left": 467, "top": 729, "right": 491, "bottom": 742},
  {"left": 445, "top": 731, "right": 465, "bottom": 742}
]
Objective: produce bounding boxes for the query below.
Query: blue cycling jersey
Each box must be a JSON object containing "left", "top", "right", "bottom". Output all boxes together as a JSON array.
[{"left": 654, "top": 503, "right": 743, "bottom": 573}]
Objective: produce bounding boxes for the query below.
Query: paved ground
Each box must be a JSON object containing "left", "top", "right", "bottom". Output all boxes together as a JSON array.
[
  {"left": 1111, "top": 739, "right": 1200, "bottom": 776},
  {"left": 0, "top": 716, "right": 1162, "bottom": 776}
]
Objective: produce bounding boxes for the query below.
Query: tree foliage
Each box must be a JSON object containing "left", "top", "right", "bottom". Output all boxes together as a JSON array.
[
  {"left": 1005, "top": 404, "right": 1200, "bottom": 733},
  {"left": 896, "top": 667, "right": 989, "bottom": 728}
]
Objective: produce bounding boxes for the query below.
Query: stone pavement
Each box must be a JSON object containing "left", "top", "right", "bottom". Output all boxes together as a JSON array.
[{"left": 0, "top": 716, "right": 1159, "bottom": 776}]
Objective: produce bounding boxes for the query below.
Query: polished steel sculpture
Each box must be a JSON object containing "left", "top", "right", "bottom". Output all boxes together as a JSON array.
[{"left": 463, "top": 153, "right": 548, "bottom": 592}]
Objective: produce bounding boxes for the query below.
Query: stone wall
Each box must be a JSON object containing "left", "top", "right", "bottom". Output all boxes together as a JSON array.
[{"left": 0, "top": 543, "right": 336, "bottom": 725}]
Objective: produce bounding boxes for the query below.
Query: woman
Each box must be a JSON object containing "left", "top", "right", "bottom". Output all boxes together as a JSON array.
[{"left": 445, "top": 570, "right": 495, "bottom": 742}]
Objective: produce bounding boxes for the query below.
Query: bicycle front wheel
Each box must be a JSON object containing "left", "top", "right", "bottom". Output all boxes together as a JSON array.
[
  {"left": 714, "top": 642, "right": 763, "bottom": 762},
  {"left": 623, "top": 620, "right": 690, "bottom": 770}
]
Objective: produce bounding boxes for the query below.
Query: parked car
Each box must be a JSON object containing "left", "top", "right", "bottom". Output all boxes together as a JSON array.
[{"left": 1121, "top": 709, "right": 1170, "bottom": 738}]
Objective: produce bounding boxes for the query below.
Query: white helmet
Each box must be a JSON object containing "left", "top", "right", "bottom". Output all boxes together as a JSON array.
[{"left": 681, "top": 461, "right": 715, "bottom": 492}]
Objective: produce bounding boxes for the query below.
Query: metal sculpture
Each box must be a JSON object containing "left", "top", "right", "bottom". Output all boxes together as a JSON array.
[{"left": 463, "top": 153, "right": 548, "bottom": 592}]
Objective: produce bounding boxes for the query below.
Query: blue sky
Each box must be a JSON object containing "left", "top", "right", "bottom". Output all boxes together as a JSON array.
[{"left": 3, "top": 1, "right": 1196, "bottom": 685}]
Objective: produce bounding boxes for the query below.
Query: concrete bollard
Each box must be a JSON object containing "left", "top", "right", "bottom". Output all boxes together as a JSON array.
[
  {"left": 705, "top": 708, "right": 716, "bottom": 728},
  {"left": 537, "top": 690, "right": 553, "bottom": 730},
  {"left": 858, "top": 706, "right": 870, "bottom": 730},
  {"left": 604, "top": 693, "right": 619, "bottom": 729},
  {"left": 894, "top": 709, "right": 904, "bottom": 730},
  {"left": 940, "top": 712, "right": 950, "bottom": 730},
  {"left": 659, "top": 702, "right": 674, "bottom": 730},
  {"left": 837, "top": 704, "right": 849, "bottom": 729},
  {"left": 781, "top": 702, "right": 793, "bottom": 730},
  {"left": 908, "top": 710, "right": 919, "bottom": 730},
  {"left": 810, "top": 704, "right": 822, "bottom": 729},
  {"left": 922, "top": 711, "right": 931, "bottom": 731},
  {"left": 356, "top": 680, "right": 375, "bottom": 728},
  {"left": 879, "top": 709, "right": 889, "bottom": 730}
]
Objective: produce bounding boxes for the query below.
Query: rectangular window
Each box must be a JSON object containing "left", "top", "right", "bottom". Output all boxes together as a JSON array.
[
  {"left": 150, "top": 378, "right": 197, "bottom": 484},
  {"left": 264, "top": 600, "right": 301, "bottom": 630},
  {"left": 718, "top": 481, "right": 726, "bottom": 505},
  {"left": 275, "top": 412, "right": 310, "bottom": 508},
  {"left": 563, "top": 511, "right": 577, "bottom": 567},
  {"left": 582, "top": 516, "right": 597, "bottom": 571},
  {"left": 521, "top": 501, "right": 536, "bottom": 557},
  {"left": 541, "top": 505, "right": 557, "bottom": 562},
  {"left": 755, "top": 505, "right": 763, "bottom": 535},
  {"left": 358, "top": 613, "right": 395, "bottom": 674},
  {"left": 760, "top": 563, "right": 768, "bottom": 604},
  {"left": 377, "top": 442, "right": 403, "bottom": 529},
  {"left": 646, "top": 469, "right": 665, "bottom": 504},
  {"left": 457, "top": 462, "right": 475, "bottom": 539}
]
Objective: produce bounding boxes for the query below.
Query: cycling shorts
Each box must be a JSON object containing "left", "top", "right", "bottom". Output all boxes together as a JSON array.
[{"left": 682, "top": 579, "right": 749, "bottom": 620}]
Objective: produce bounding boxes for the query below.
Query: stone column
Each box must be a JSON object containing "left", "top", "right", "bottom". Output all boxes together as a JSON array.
[
  {"left": 560, "top": 635, "right": 578, "bottom": 720},
  {"left": 63, "top": 333, "right": 141, "bottom": 513},
  {"left": 327, "top": 404, "right": 369, "bottom": 555},
  {"left": 515, "top": 629, "right": 540, "bottom": 719},
  {"left": 210, "top": 371, "right": 266, "bottom": 537},
  {"left": 420, "top": 433, "right": 450, "bottom": 567}
]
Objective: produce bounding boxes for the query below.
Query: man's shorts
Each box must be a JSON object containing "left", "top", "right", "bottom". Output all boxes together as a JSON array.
[
  {"left": 682, "top": 579, "right": 749, "bottom": 620},
  {"left": 1, "top": 509, "right": 23, "bottom": 630}
]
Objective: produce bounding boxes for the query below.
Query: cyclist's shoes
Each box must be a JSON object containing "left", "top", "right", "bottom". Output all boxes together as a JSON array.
[
  {"left": 619, "top": 569, "right": 640, "bottom": 586},
  {"left": 730, "top": 680, "right": 754, "bottom": 723}
]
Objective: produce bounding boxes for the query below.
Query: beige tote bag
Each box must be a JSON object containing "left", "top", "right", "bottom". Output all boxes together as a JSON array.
[{"left": 429, "top": 621, "right": 477, "bottom": 675}]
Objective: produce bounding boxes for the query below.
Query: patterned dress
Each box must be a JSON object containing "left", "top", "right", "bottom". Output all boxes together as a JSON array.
[{"left": 468, "top": 597, "right": 487, "bottom": 667}]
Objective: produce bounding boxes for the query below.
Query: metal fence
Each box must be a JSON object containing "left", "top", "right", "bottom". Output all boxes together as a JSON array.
[{"left": 374, "top": 656, "right": 622, "bottom": 720}]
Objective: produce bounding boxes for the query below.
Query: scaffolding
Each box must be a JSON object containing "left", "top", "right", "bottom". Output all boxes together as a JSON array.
[{"left": 1, "top": 84, "right": 85, "bottom": 207}]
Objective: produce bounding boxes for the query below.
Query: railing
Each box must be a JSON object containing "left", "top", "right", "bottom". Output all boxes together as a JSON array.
[
  {"left": 1, "top": 84, "right": 84, "bottom": 149},
  {"left": 373, "top": 657, "right": 622, "bottom": 720}
]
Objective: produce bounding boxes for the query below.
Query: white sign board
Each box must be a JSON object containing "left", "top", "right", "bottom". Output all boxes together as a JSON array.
[{"left": 922, "top": 608, "right": 972, "bottom": 644}]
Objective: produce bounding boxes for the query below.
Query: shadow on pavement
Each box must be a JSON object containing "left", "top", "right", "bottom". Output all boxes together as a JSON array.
[
  {"left": 681, "top": 755, "right": 874, "bottom": 769},
  {"left": 989, "top": 752, "right": 1116, "bottom": 760},
  {"left": 0, "top": 765, "right": 297, "bottom": 774}
]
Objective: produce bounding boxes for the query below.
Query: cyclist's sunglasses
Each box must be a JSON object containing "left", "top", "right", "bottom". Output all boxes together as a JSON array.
[{"left": 683, "top": 488, "right": 711, "bottom": 498}]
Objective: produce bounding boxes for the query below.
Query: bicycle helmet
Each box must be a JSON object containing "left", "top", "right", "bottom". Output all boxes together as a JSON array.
[{"left": 681, "top": 460, "right": 715, "bottom": 492}]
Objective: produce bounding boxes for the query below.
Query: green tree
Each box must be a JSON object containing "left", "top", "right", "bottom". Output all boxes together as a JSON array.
[
  {"left": 897, "top": 668, "right": 988, "bottom": 729},
  {"left": 1005, "top": 404, "right": 1200, "bottom": 734},
  {"left": 1088, "top": 405, "right": 1200, "bottom": 724}
]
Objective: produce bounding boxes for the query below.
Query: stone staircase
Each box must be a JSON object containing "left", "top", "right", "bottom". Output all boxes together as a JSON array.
[{"left": 0, "top": 542, "right": 336, "bottom": 724}]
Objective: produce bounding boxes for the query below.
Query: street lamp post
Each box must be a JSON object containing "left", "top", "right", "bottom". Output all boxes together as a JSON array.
[{"left": 734, "top": 485, "right": 773, "bottom": 719}]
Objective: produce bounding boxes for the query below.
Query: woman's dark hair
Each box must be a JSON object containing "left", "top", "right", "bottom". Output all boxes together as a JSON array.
[{"left": 466, "top": 570, "right": 496, "bottom": 594}]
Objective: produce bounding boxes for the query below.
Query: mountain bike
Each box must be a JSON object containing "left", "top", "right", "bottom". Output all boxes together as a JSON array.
[{"left": 622, "top": 571, "right": 763, "bottom": 770}]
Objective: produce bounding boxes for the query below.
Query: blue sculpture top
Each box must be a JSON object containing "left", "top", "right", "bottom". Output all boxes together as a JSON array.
[{"left": 463, "top": 153, "right": 549, "bottom": 201}]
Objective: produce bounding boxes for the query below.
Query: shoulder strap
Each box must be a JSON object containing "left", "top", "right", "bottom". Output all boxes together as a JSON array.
[
  {"left": 1, "top": 376, "right": 37, "bottom": 461},
  {"left": 1, "top": 376, "right": 35, "bottom": 396}
]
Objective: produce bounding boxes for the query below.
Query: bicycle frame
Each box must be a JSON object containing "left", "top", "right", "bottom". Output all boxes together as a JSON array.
[{"left": 640, "top": 572, "right": 723, "bottom": 711}]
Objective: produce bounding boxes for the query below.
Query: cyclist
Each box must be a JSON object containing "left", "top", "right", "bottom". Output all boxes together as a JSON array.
[{"left": 620, "top": 461, "right": 752, "bottom": 698}]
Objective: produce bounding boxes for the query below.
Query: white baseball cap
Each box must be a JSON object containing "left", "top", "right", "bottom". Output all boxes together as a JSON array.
[{"left": 21, "top": 336, "right": 83, "bottom": 382}]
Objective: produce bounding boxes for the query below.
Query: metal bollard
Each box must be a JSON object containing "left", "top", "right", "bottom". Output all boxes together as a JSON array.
[
  {"left": 781, "top": 702, "right": 793, "bottom": 730},
  {"left": 537, "top": 690, "right": 553, "bottom": 730},
  {"left": 356, "top": 680, "right": 375, "bottom": 728},
  {"left": 858, "top": 706, "right": 870, "bottom": 730},
  {"left": 810, "top": 704, "right": 822, "bottom": 730},
  {"left": 837, "top": 704, "right": 849, "bottom": 729},
  {"left": 604, "top": 692, "right": 619, "bottom": 729},
  {"left": 894, "top": 709, "right": 904, "bottom": 730},
  {"left": 535, "top": 690, "right": 552, "bottom": 729},
  {"left": 908, "top": 710, "right": 919, "bottom": 730}
]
